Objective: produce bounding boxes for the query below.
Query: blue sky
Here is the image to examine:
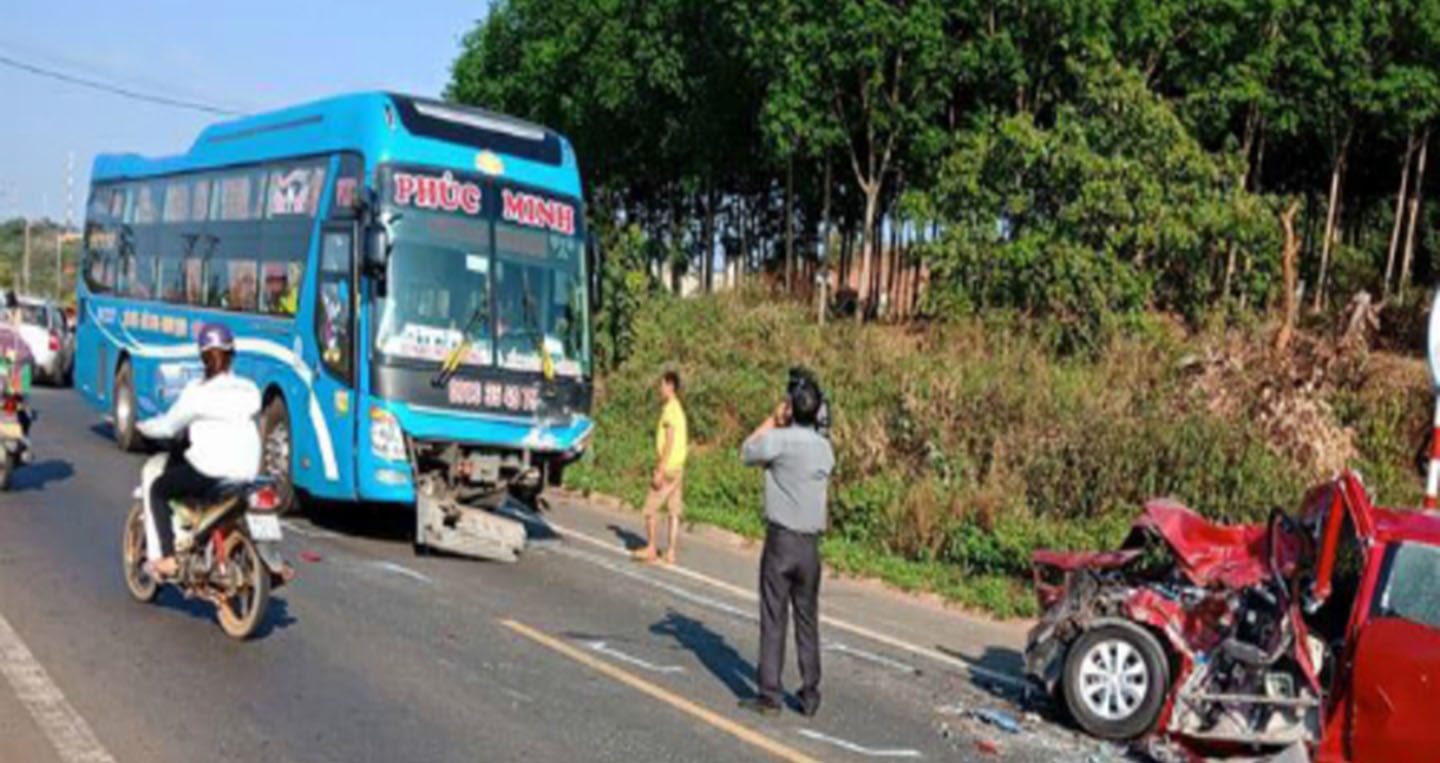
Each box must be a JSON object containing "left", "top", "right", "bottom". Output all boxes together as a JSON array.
[{"left": 0, "top": 1, "right": 491, "bottom": 222}]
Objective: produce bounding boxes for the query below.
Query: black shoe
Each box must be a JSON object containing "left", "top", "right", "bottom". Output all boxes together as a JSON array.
[
  {"left": 739, "top": 697, "right": 782, "bottom": 717},
  {"left": 798, "top": 691, "right": 821, "bottom": 717}
]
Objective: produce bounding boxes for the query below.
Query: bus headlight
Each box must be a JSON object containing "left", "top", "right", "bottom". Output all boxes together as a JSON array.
[{"left": 369, "top": 406, "right": 407, "bottom": 462}]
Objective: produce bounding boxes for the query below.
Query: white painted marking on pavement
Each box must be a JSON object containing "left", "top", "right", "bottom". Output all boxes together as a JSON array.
[
  {"left": 797, "top": 729, "right": 923, "bottom": 758},
  {"left": 587, "top": 641, "right": 687, "bottom": 674},
  {"left": 547, "top": 520, "right": 1029, "bottom": 689},
  {"left": 0, "top": 609, "right": 117, "bottom": 763},
  {"left": 545, "top": 543, "right": 754, "bottom": 620},
  {"left": 824, "top": 642, "right": 920, "bottom": 674},
  {"left": 280, "top": 519, "right": 342, "bottom": 539},
  {"left": 370, "top": 560, "right": 434, "bottom": 584}
]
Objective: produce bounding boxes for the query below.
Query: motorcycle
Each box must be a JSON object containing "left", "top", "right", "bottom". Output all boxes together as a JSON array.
[
  {"left": 0, "top": 392, "right": 30, "bottom": 490},
  {"left": 121, "top": 453, "right": 291, "bottom": 639}
]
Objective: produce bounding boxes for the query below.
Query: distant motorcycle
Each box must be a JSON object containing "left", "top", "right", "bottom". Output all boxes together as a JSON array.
[
  {"left": 121, "top": 453, "right": 291, "bottom": 639},
  {"left": 0, "top": 392, "right": 30, "bottom": 490}
]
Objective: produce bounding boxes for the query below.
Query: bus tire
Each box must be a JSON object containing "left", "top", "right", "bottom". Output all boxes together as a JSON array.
[
  {"left": 113, "top": 361, "right": 143, "bottom": 452},
  {"left": 260, "top": 396, "right": 298, "bottom": 515}
]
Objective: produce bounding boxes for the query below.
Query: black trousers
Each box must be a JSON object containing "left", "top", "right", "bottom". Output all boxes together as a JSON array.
[
  {"left": 149, "top": 458, "right": 220, "bottom": 557},
  {"left": 757, "top": 522, "right": 822, "bottom": 706}
]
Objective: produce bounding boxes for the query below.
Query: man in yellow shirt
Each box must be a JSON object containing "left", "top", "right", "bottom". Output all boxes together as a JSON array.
[{"left": 634, "top": 370, "right": 688, "bottom": 564}]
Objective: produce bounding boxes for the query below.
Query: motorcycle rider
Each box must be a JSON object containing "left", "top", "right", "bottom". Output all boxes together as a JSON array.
[
  {"left": 0, "top": 291, "right": 36, "bottom": 454},
  {"left": 137, "top": 323, "right": 261, "bottom": 579}
]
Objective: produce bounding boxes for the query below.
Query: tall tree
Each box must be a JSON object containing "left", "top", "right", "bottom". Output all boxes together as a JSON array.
[{"left": 742, "top": 0, "right": 950, "bottom": 321}]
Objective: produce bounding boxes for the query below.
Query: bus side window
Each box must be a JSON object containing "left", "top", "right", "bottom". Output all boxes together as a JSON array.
[
  {"left": 260, "top": 160, "right": 325, "bottom": 316},
  {"left": 317, "top": 230, "right": 353, "bottom": 380}
]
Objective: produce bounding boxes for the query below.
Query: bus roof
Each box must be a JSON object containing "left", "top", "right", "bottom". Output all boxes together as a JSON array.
[{"left": 91, "top": 92, "right": 581, "bottom": 198}]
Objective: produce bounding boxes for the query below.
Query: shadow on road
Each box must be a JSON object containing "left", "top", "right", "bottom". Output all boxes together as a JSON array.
[
  {"left": 934, "top": 643, "right": 1026, "bottom": 680},
  {"left": 936, "top": 644, "right": 1039, "bottom": 707},
  {"left": 151, "top": 588, "right": 298, "bottom": 641},
  {"left": 89, "top": 422, "right": 115, "bottom": 443},
  {"left": 607, "top": 523, "right": 647, "bottom": 551},
  {"left": 650, "top": 610, "right": 776, "bottom": 703},
  {"left": 302, "top": 495, "right": 560, "bottom": 549},
  {"left": 306, "top": 500, "right": 412, "bottom": 543},
  {"left": 9, "top": 460, "right": 74, "bottom": 492}
]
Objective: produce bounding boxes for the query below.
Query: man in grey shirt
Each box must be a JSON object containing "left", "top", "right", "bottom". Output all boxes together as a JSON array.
[{"left": 738, "top": 378, "right": 834, "bottom": 717}]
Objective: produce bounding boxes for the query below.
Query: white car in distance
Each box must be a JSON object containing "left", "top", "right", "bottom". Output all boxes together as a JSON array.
[{"left": 14, "top": 296, "right": 72, "bottom": 386}]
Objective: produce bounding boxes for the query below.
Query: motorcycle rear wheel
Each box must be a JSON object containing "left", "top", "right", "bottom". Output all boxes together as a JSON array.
[
  {"left": 122, "top": 502, "right": 159, "bottom": 603},
  {"left": 215, "top": 531, "right": 270, "bottom": 640}
]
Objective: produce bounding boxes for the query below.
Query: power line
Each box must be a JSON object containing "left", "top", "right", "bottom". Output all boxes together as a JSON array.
[{"left": 0, "top": 52, "right": 243, "bottom": 117}]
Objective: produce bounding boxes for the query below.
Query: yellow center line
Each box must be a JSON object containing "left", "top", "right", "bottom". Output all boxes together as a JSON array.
[{"left": 499, "top": 618, "right": 820, "bottom": 763}]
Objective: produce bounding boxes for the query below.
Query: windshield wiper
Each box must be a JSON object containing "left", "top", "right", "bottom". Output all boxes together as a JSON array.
[{"left": 430, "top": 307, "right": 487, "bottom": 388}]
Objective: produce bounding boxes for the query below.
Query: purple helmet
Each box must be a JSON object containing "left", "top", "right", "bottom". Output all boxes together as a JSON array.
[{"left": 197, "top": 323, "right": 235, "bottom": 353}]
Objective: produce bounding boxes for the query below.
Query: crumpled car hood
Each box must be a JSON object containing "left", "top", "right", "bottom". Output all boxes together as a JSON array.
[{"left": 1134, "top": 499, "right": 1278, "bottom": 588}]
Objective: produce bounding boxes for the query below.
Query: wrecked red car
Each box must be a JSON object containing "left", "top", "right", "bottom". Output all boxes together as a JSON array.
[{"left": 1025, "top": 469, "right": 1440, "bottom": 762}]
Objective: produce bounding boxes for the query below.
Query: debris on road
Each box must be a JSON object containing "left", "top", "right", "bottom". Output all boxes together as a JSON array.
[
  {"left": 298, "top": 550, "right": 323, "bottom": 563},
  {"left": 970, "top": 708, "right": 1022, "bottom": 734},
  {"left": 975, "top": 738, "right": 1000, "bottom": 755}
]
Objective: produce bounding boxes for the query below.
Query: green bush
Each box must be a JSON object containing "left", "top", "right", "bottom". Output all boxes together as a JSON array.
[{"left": 569, "top": 292, "right": 1422, "bottom": 617}]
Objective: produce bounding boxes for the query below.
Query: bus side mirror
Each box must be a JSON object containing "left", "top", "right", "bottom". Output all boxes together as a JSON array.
[{"left": 363, "top": 224, "right": 390, "bottom": 276}]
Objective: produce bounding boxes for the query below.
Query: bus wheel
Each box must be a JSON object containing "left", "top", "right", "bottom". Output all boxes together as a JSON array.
[
  {"left": 113, "top": 361, "right": 142, "bottom": 452},
  {"left": 261, "top": 397, "right": 298, "bottom": 515}
]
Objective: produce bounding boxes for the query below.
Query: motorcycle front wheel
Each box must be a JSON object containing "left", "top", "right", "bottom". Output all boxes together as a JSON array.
[
  {"left": 215, "top": 531, "right": 270, "bottom": 640},
  {"left": 121, "top": 502, "right": 158, "bottom": 603}
]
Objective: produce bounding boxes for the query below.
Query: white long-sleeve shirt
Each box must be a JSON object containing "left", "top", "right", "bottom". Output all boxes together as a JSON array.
[{"left": 137, "top": 372, "right": 262, "bottom": 481}]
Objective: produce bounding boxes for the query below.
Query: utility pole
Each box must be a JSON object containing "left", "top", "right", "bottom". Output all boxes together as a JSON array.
[
  {"left": 59, "top": 151, "right": 73, "bottom": 299},
  {"left": 22, "top": 214, "right": 30, "bottom": 297}
]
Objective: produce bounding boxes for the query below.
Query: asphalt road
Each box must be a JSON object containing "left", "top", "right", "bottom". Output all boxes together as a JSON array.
[{"left": 0, "top": 388, "right": 1124, "bottom": 763}]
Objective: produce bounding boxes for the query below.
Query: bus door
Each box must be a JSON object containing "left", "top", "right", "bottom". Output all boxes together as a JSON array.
[{"left": 307, "top": 224, "right": 360, "bottom": 499}]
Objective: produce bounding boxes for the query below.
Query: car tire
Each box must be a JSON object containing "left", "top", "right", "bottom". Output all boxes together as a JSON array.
[
  {"left": 1062, "top": 622, "right": 1170, "bottom": 741},
  {"left": 260, "top": 396, "right": 298, "bottom": 515},
  {"left": 113, "top": 361, "right": 143, "bottom": 452}
]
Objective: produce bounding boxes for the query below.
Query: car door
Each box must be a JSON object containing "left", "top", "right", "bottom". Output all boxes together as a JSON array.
[{"left": 1349, "top": 541, "right": 1440, "bottom": 763}]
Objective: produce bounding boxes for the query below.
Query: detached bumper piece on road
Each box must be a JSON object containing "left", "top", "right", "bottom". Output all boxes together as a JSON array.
[{"left": 415, "top": 484, "right": 527, "bottom": 562}]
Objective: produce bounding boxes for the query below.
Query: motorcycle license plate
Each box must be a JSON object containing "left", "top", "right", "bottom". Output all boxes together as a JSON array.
[{"left": 245, "top": 513, "right": 283, "bottom": 542}]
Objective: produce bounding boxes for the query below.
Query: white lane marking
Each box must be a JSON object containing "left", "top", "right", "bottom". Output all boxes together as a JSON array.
[
  {"left": 586, "top": 641, "right": 687, "bottom": 674},
  {"left": 544, "top": 544, "right": 753, "bottom": 621},
  {"left": 796, "top": 729, "right": 922, "bottom": 758},
  {"left": 0, "top": 609, "right": 118, "bottom": 763},
  {"left": 824, "top": 643, "right": 920, "bottom": 674},
  {"left": 369, "top": 561, "right": 434, "bottom": 584},
  {"left": 280, "top": 519, "right": 342, "bottom": 539},
  {"left": 547, "top": 520, "right": 1029, "bottom": 690}
]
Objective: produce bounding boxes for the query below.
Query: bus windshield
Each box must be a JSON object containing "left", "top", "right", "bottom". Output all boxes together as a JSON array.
[
  {"left": 374, "top": 209, "right": 496, "bottom": 368},
  {"left": 373, "top": 170, "right": 589, "bottom": 378},
  {"left": 494, "top": 223, "right": 587, "bottom": 377}
]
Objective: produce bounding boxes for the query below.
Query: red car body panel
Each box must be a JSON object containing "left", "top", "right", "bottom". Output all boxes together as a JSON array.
[
  {"left": 1134, "top": 499, "right": 1280, "bottom": 589},
  {"left": 1029, "top": 470, "right": 1440, "bottom": 762}
]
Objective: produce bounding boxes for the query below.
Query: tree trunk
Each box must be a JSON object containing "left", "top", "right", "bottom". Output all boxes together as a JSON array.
[
  {"left": 1384, "top": 131, "right": 1418, "bottom": 296},
  {"left": 1401, "top": 127, "right": 1432, "bottom": 299},
  {"left": 670, "top": 196, "right": 683, "bottom": 296},
  {"left": 889, "top": 217, "right": 903, "bottom": 319},
  {"left": 857, "top": 185, "right": 879, "bottom": 324},
  {"left": 821, "top": 157, "right": 833, "bottom": 264},
  {"left": 702, "top": 183, "right": 717, "bottom": 294},
  {"left": 784, "top": 156, "right": 795, "bottom": 293},
  {"left": 1314, "top": 130, "right": 1350, "bottom": 312},
  {"left": 738, "top": 197, "right": 749, "bottom": 288},
  {"left": 1221, "top": 243, "right": 1237, "bottom": 304},
  {"left": 1276, "top": 199, "right": 1301, "bottom": 352}
]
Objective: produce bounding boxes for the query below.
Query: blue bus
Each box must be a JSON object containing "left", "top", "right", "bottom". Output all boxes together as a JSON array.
[{"left": 76, "top": 93, "right": 595, "bottom": 558}]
